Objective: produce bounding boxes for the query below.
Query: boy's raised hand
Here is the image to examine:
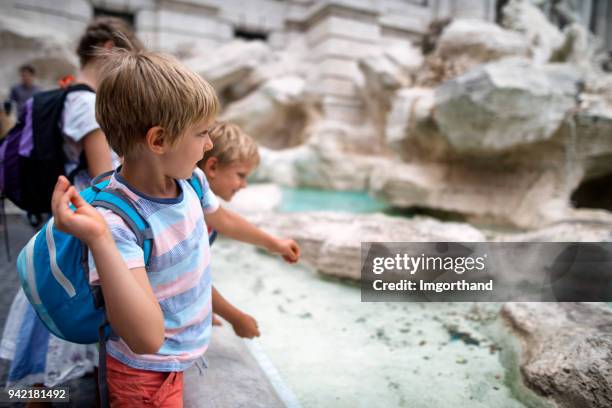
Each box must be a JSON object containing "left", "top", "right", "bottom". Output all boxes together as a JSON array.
[
  {"left": 271, "top": 238, "right": 300, "bottom": 264},
  {"left": 51, "top": 176, "right": 109, "bottom": 245}
]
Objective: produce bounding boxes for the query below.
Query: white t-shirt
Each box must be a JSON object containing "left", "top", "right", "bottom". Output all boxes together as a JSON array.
[
  {"left": 61, "top": 90, "right": 119, "bottom": 190},
  {"left": 62, "top": 90, "right": 98, "bottom": 173}
]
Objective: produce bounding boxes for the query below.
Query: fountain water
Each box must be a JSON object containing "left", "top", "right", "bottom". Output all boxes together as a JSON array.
[{"left": 213, "top": 239, "right": 546, "bottom": 407}]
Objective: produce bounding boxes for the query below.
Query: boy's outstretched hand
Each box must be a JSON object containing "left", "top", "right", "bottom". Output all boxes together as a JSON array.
[
  {"left": 51, "top": 176, "right": 109, "bottom": 245},
  {"left": 271, "top": 238, "right": 300, "bottom": 264},
  {"left": 231, "top": 312, "right": 260, "bottom": 339}
]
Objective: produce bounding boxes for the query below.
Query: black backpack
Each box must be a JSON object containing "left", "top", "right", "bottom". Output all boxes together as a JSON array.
[{"left": 0, "top": 84, "right": 94, "bottom": 216}]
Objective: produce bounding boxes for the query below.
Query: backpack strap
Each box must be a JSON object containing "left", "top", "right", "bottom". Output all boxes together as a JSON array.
[
  {"left": 88, "top": 171, "right": 149, "bottom": 408},
  {"left": 90, "top": 189, "right": 154, "bottom": 265},
  {"left": 208, "top": 229, "right": 218, "bottom": 246},
  {"left": 90, "top": 173, "right": 202, "bottom": 408},
  {"left": 98, "top": 320, "right": 111, "bottom": 408},
  {"left": 187, "top": 172, "right": 204, "bottom": 202},
  {"left": 188, "top": 172, "right": 216, "bottom": 245},
  {"left": 90, "top": 170, "right": 115, "bottom": 192},
  {"left": 65, "top": 83, "right": 95, "bottom": 95},
  {"left": 89, "top": 171, "right": 203, "bottom": 265},
  {"left": 90, "top": 171, "right": 203, "bottom": 265}
]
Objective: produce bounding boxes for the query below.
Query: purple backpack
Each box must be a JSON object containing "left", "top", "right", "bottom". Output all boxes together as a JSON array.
[{"left": 0, "top": 84, "right": 93, "bottom": 214}]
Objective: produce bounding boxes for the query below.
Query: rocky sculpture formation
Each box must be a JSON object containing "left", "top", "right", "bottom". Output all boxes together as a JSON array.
[
  {"left": 191, "top": 0, "right": 612, "bottom": 230},
  {"left": 501, "top": 302, "right": 612, "bottom": 408},
  {"left": 4, "top": 1, "right": 612, "bottom": 229}
]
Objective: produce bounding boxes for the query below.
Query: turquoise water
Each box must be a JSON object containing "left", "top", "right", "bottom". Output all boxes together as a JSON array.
[
  {"left": 214, "top": 241, "right": 531, "bottom": 408},
  {"left": 280, "top": 187, "right": 388, "bottom": 213}
]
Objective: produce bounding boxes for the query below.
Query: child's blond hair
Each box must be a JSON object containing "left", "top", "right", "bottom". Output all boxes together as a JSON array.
[
  {"left": 96, "top": 50, "right": 219, "bottom": 158},
  {"left": 199, "top": 122, "right": 260, "bottom": 168}
]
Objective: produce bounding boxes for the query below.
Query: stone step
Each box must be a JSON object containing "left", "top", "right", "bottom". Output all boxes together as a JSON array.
[{"left": 184, "top": 324, "right": 287, "bottom": 407}]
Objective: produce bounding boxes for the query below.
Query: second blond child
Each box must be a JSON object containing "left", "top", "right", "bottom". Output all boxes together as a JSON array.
[{"left": 199, "top": 122, "right": 263, "bottom": 338}]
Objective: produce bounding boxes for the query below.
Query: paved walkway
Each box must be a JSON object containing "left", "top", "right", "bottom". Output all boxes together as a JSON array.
[{"left": 0, "top": 215, "right": 285, "bottom": 407}]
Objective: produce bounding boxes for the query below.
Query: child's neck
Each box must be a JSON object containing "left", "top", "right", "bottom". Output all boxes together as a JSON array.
[
  {"left": 119, "top": 159, "right": 179, "bottom": 199},
  {"left": 74, "top": 66, "right": 98, "bottom": 91}
]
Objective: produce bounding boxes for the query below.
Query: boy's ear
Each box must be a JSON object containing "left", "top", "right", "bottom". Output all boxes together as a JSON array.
[
  {"left": 145, "top": 126, "right": 167, "bottom": 154},
  {"left": 203, "top": 157, "right": 218, "bottom": 178}
]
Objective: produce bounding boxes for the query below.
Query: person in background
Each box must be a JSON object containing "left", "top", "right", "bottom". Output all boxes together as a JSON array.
[{"left": 8, "top": 64, "right": 41, "bottom": 118}]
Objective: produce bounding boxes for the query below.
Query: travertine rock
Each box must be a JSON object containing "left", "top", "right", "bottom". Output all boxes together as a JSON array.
[
  {"left": 436, "top": 19, "right": 529, "bottom": 68},
  {"left": 369, "top": 157, "right": 573, "bottom": 229},
  {"left": 502, "top": 0, "right": 565, "bottom": 63},
  {"left": 184, "top": 40, "right": 274, "bottom": 98},
  {"left": 359, "top": 42, "right": 423, "bottom": 92},
  {"left": 385, "top": 87, "right": 443, "bottom": 159},
  {"left": 221, "top": 76, "right": 318, "bottom": 149},
  {"left": 501, "top": 302, "right": 612, "bottom": 408},
  {"left": 434, "top": 58, "right": 581, "bottom": 153},
  {"left": 574, "top": 94, "right": 612, "bottom": 179},
  {"left": 247, "top": 212, "right": 485, "bottom": 280},
  {"left": 251, "top": 141, "right": 385, "bottom": 191},
  {"left": 224, "top": 183, "right": 282, "bottom": 215},
  {"left": 359, "top": 43, "right": 425, "bottom": 153}
]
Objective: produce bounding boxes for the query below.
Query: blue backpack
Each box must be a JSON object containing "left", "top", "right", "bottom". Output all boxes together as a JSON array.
[{"left": 16, "top": 170, "right": 205, "bottom": 344}]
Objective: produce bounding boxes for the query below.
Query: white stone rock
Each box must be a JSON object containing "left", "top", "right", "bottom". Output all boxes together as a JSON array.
[
  {"left": 554, "top": 23, "right": 595, "bottom": 67},
  {"left": 359, "top": 55, "right": 410, "bottom": 90},
  {"left": 501, "top": 0, "right": 565, "bottom": 64},
  {"left": 494, "top": 214, "right": 612, "bottom": 242},
  {"left": 434, "top": 58, "right": 581, "bottom": 153},
  {"left": 385, "top": 87, "right": 436, "bottom": 153},
  {"left": 221, "top": 75, "right": 317, "bottom": 149},
  {"left": 436, "top": 19, "right": 529, "bottom": 68},
  {"left": 229, "top": 50, "right": 311, "bottom": 101},
  {"left": 246, "top": 212, "right": 485, "bottom": 280},
  {"left": 184, "top": 40, "right": 274, "bottom": 95},
  {"left": 357, "top": 42, "right": 425, "bottom": 143},
  {"left": 358, "top": 42, "right": 423, "bottom": 92},
  {"left": 369, "top": 156, "right": 580, "bottom": 229},
  {"left": 250, "top": 145, "right": 314, "bottom": 187},
  {"left": 384, "top": 42, "right": 424, "bottom": 76},
  {"left": 223, "top": 183, "right": 282, "bottom": 215},
  {"left": 574, "top": 94, "right": 612, "bottom": 178},
  {"left": 251, "top": 140, "right": 385, "bottom": 191},
  {"left": 500, "top": 303, "right": 612, "bottom": 408}
]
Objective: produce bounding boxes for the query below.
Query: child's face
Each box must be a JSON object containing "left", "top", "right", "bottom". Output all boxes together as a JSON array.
[
  {"left": 164, "top": 119, "right": 213, "bottom": 179},
  {"left": 205, "top": 160, "right": 256, "bottom": 201}
]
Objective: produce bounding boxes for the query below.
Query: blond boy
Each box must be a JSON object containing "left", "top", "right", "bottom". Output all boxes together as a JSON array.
[
  {"left": 51, "top": 50, "right": 299, "bottom": 406},
  {"left": 200, "top": 122, "right": 262, "bottom": 339}
]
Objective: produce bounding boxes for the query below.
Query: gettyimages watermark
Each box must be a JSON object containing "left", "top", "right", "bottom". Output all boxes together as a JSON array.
[{"left": 360, "top": 242, "right": 612, "bottom": 302}]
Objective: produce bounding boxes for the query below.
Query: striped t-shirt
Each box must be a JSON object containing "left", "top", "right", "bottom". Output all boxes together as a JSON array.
[{"left": 88, "top": 168, "right": 219, "bottom": 372}]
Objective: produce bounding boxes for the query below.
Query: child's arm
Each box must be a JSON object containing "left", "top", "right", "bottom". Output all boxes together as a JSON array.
[
  {"left": 205, "top": 206, "right": 300, "bottom": 263},
  {"left": 212, "top": 286, "right": 260, "bottom": 338},
  {"left": 52, "top": 176, "right": 165, "bottom": 354},
  {"left": 82, "top": 129, "right": 113, "bottom": 178}
]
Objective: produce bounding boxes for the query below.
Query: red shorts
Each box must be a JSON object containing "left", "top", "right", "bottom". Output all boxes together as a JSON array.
[{"left": 106, "top": 354, "right": 184, "bottom": 407}]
